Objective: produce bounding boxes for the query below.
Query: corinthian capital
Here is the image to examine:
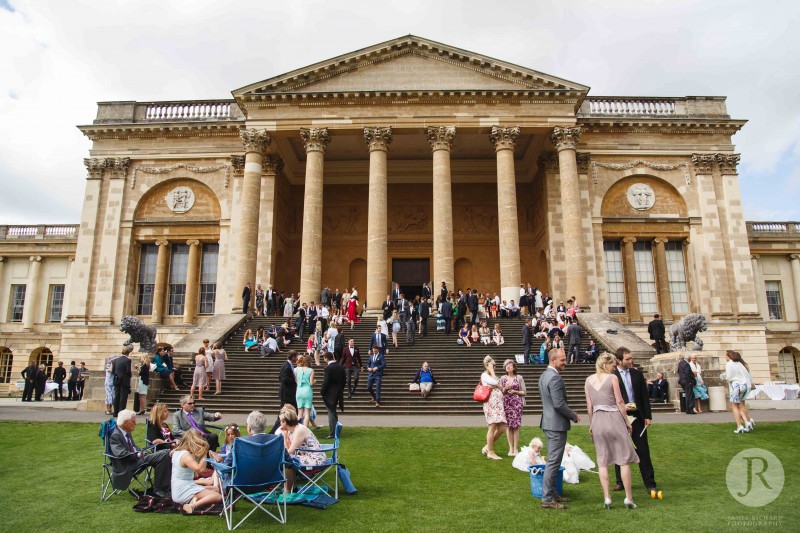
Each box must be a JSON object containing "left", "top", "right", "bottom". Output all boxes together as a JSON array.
[
  {"left": 263, "top": 155, "right": 284, "bottom": 174},
  {"left": 691, "top": 153, "right": 715, "bottom": 174},
  {"left": 537, "top": 152, "right": 559, "bottom": 173},
  {"left": 716, "top": 153, "right": 741, "bottom": 174},
  {"left": 230, "top": 155, "right": 245, "bottom": 174},
  {"left": 84, "top": 158, "right": 107, "bottom": 179},
  {"left": 426, "top": 126, "right": 456, "bottom": 151},
  {"left": 364, "top": 126, "right": 393, "bottom": 151},
  {"left": 240, "top": 129, "right": 271, "bottom": 155},
  {"left": 300, "top": 128, "right": 331, "bottom": 153},
  {"left": 576, "top": 152, "right": 591, "bottom": 174},
  {"left": 551, "top": 126, "right": 581, "bottom": 151},
  {"left": 489, "top": 126, "right": 521, "bottom": 152},
  {"left": 107, "top": 157, "right": 131, "bottom": 179}
]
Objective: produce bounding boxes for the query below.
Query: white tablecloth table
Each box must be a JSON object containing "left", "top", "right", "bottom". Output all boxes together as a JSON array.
[
  {"left": 746, "top": 384, "right": 800, "bottom": 400},
  {"left": 15, "top": 380, "right": 67, "bottom": 397}
]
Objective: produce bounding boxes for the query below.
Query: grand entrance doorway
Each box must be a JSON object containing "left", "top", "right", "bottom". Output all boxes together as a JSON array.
[{"left": 392, "top": 258, "right": 430, "bottom": 301}]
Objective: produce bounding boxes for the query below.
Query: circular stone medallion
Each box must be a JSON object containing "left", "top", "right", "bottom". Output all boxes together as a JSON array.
[
  {"left": 165, "top": 186, "right": 195, "bottom": 214},
  {"left": 626, "top": 183, "right": 655, "bottom": 210}
]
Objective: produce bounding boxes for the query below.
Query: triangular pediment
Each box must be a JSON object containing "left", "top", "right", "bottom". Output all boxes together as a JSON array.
[{"left": 233, "top": 35, "right": 589, "bottom": 96}]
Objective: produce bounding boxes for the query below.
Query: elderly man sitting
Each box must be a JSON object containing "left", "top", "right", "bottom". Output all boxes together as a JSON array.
[
  {"left": 217, "top": 411, "right": 278, "bottom": 466},
  {"left": 109, "top": 409, "right": 172, "bottom": 498},
  {"left": 173, "top": 395, "right": 223, "bottom": 451}
]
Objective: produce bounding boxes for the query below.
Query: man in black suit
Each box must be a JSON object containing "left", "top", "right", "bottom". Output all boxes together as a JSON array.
[
  {"left": 294, "top": 303, "right": 307, "bottom": 340},
  {"left": 109, "top": 409, "right": 172, "bottom": 498},
  {"left": 339, "top": 338, "right": 363, "bottom": 398},
  {"left": 648, "top": 372, "right": 669, "bottom": 403},
  {"left": 420, "top": 299, "right": 431, "bottom": 336},
  {"left": 612, "top": 347, "right": 658, "bottom": 495},
  {"left": 320, "top": 352, "right": 346, "bottom": 438},
  {"left": 440, "top": 281, "right": 448, "bottom": 303},
  {"left": 522, "top": 318, "right": 533, "bottom": 364},
  {"left": 332, "top": 288, "right": 342, "bottom": 312},
  {"left": 647, "top": 314, "right": 668, "bottom": 354},
  {"left": 279, "top": 351, "right": 298, "bottom": 409},
  {"left": 397, "top": 294, "right": 408, "bottom": 329},
  {"left": 112, "top": 346, "right": 133, "bottom": 416},
  {"left": 266, "top": 285, "right": 276, "bottom": 316},
  {"left": 369, "top": 325, "right": 388, "bottom": 355},
  {"left": 52, "top": 361, "right": 66, "bottom": 401},
  {"left": 677, "top": 355, "right": 696, "bottom": 414},
  {"left": 392, "top": 283, "right": 401, "bottom": 305},
  {"left": 440, "top": 297, "right": 453, "bottom": 335},
  {"left": 468, "top": 289, "right": 479, "bottom": 326},
  {"left": 242, "top": 282, "right": 252, "bottom": 315},
  {"left": 21, "top": 361, "right": 38, "bottom": 402},
  {"left": 422, "top": 282, "right": 432, "bottom": 301},
  {"left": 33, "top": 364, "right": 48, "bottom": 401},
  {"left": 381, "top": 295, "right": 394, "bottom": 320}
]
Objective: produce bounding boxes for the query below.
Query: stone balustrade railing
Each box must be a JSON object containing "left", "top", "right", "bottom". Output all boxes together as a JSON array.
[
  {"left": 579, "top": 96, "right": 730, "bottom": 118},
  {"left": 746, "top": 221, "right": 800, "bottom": 238},
  {"left": 145, "top": 102, "right": 232, "bottom": 121},
  {"left": 0, "top": 225, "right": 79, "bottom": 240}
]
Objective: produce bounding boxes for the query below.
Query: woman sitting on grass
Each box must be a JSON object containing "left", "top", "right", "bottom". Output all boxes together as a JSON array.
[{"left": 171, "top": 429, "right": 222, "bottom": 514}]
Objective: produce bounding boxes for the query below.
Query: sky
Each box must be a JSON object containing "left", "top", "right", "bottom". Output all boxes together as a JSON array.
[{"left": 1, "top": 0, "right": 799, "bottom": 224}]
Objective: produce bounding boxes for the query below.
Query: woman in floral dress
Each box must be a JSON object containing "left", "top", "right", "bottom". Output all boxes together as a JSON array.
[
  {"left": 500, "top": 359, "right": 526, "bottom": 456},
  {"left": 480, "top": 356, "right": 507, "bottom": 460}
]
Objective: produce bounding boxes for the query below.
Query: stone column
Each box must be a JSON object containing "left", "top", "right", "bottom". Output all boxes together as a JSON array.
[
  {"left": 653, "top": 237, "right": 673, "bottom": 321},
  {"left": 427, "top": 126, "right": 456, "bottom": 293},
  {"left": 364, "top": 127, "right": 392, "bottom": 313},
  {"left": 62, "top": 257, "right": 75, "bottom": 323},
  {"left": 751, "top": 255, "right": 768, "bottom": 320},
  {"left": 255, "top": 155, "right": 283, "bottom": 289},
  {"left": 235, "top": 129, "right": 270, "bottom": 313},
  {"left": 622, "top": 237, "right": 641, "bottom": 322},
  {"left": 552, "top": 126, "right": 588, "bottom": 307},
  {"left": 299, "top": 128, "right": 331, "bottom": 305},
  {"left": 490, "top": 126, "right": 522, "bottom": 304},
  {"left": 22, "top": 256, "right": 43, "bottom": 330},
  {"left": 788, "top": 254, "right": 800, "bottom": 320},
  {"left": 65, "top": 158, "right": 106, "bottom": 323},
  {"left": 183, "top": 240, "right": 201, "bottom": 325},
  {"left": 151, "top": 239, "right": 170, "bottom": 324}
]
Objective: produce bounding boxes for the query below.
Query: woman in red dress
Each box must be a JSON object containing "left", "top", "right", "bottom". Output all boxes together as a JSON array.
[{"left": 346, "top": 296, "right": 360, "bottom": 328}]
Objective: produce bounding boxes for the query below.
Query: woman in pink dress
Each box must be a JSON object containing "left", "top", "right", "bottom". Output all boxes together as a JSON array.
[{"left": 480, "top": 356, "right": 507, "bottom": 460}]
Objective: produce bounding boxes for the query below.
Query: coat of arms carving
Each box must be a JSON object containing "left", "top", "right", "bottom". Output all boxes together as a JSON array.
[{"left": 166, "top": 186, "right": 195, "bottom": 213}]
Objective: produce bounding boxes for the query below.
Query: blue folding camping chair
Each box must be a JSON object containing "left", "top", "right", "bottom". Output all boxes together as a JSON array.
[
  {"left": 99, "top": 418, "right": 154, "bottom": 501},
  {"left": 292, "top": 422, "right": 342, "bottom": 499},
  {"left": 208, "top": 436, "right": 287, "bottom": 530}
]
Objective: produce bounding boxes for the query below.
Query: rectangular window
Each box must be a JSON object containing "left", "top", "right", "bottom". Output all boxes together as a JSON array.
[
  {"left": 765, "top": 281, "right": 783, "bottom": 320},
  {"left": 665, "top": 241, "right": 689, "bottom": 314},
  {"left": 634, "top": 241, "right": 658, "bottom": 314},
  {"left": 603, "top": 241, "right": 626, "bottom": 313},
  {"left": 9, "top": 285, "right": 26, "bottom": 322},
  {"left": 168, "top": 244, "right": 189, "bottom": 316},
  {"left": 48, "top": 284, "right": 65, "bottom": 322},
  {"left": 199, "top": 243, "right": 219, "bottom": 315},
  {"left": 0, "top": 349, "right": 12, "bottom": 384},
  {"left": 136, "top": 244, "right": 159, "bottom": 315}
]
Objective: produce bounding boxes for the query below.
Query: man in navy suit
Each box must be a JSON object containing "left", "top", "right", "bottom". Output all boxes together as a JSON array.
[
  {"left": 369, "top": 325, "right": 388, "bottom": 355},
  {"left": 366, "top": 345, "right": 386, "bottom": 407}
]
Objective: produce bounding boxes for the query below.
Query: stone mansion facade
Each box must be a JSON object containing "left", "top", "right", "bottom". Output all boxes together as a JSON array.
[{"left": 0, "top": 36, "right": 797, "bottom": 392}]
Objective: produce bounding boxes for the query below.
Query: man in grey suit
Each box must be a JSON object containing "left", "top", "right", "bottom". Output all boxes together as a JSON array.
[
  {"left": 565, "top": 318, "right": 582, "bottom": 364},
  {"left": 538, "top": 347, "right": 580, "bottom": 510}
]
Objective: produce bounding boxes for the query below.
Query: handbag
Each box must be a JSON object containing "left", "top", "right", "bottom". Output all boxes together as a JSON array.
[
  {"left": 473, "top": 381, "right": 492, "bottom": 402},
  {"left": 337, "top": 464, "right": 358, "bottom": 495}
]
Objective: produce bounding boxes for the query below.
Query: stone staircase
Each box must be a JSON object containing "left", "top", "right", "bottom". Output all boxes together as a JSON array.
[{"left": 157, "top": 315, "right": 675, "bottom": 415}]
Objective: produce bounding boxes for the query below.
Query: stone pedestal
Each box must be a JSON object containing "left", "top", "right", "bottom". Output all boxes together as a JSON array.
[
  {"left": 427, "top": 126, "right": 455, "bottom": 292},
  {"left": 299, "top": 128, "right": 330, "bottom": 305},
  {"left": 235, "top": 128, "right": 270, "bottom": 313},
  {"left": 490, "top": 126, "right": 522, "bottom": 304},
  {"left": 365, "top": 127, "right": 392, "bottom": 312}
]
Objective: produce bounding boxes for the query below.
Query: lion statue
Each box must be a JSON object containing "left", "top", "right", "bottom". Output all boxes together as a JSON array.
[
  {"left": 120, "top": 315, "right": 158, "bottom": 354},
  {"left": 669, "top": 313, "right": 707, "bottom": 352}
]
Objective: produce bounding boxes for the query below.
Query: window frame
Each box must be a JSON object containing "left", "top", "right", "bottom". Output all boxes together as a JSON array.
[
  {"left": 9, "top": 285, "right": 26, "bottom": 322},
  {"left": 46, "top": 284, "right": 66, "bottom": 323},
  {"left": 765, "top": 280, "right": 784, "bottom": 320}
]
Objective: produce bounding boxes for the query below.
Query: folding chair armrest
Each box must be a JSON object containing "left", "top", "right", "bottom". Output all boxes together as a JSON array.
[
  {"left": 206, "top": 459, "right": 231, "bottom": 474},
  {"left": 317, "top": 444, "right": 337, "bottom": 452},
  {"left": 207, "top": 424, "right": 224, "bottom": 432}
]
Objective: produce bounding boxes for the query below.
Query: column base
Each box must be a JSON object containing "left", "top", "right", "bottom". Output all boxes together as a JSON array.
[{"left": 362, "top": 308, "right": 384, "bottom": 317}]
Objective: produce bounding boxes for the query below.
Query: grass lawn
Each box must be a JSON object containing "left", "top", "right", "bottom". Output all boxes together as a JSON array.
[{"left": 0, "top": 420, "right": 795, "bottom": 532}]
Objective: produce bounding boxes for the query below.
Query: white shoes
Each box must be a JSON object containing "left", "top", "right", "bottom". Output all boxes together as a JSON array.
[
  {"left": 604, "top": 498, "right": 612, "bottom": 509},
  {"left": 734, "top": 426, "right": 748, "bottom": 434},
  {"left": 746, "top": 418, "right": 755, "bottom": 431},
  {"left": 624, "top": 498, "right": 637, "bottom": 509}
]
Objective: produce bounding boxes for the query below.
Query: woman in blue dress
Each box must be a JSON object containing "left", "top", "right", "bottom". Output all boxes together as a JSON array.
[
  {"left": 243, "top": 328, "right": 259, "bottom": 352},
  {"left": 294, "top": 355, "right": 316, "bottom": 427}
]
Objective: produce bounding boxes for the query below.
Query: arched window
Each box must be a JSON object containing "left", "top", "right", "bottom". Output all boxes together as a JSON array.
[
  {"left": 30, "top": 348, "right": 53, "bottom": 379},
  {"left": 777, "top": 347, "right": 798, "bottom": 384},
  {"left": 0, "top": 347, "right": 12, "bottom": 384}
]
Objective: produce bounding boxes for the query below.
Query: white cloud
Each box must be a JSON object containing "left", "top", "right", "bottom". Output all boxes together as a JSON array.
[{"left": 2, "top": 0, "right": 800, "bottom": 224}]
